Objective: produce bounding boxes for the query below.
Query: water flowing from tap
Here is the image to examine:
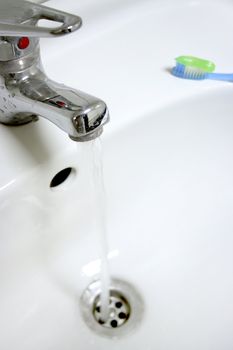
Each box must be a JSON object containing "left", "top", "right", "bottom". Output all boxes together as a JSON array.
[
  {"left": 79, "top": 139, "right": 110, "bottom": 322},
  {"left": 91, "top": 138, "right": 110, "bottom": 321}
]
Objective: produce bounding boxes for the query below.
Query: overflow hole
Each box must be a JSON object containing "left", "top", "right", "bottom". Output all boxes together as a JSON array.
[{"left": 50, "top": 167, "right": 75, "bottom": 188}]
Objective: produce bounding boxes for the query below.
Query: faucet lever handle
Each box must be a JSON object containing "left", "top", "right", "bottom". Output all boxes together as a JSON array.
[{"left": 0, "top": 0, "right": 82, "bottom": 38}]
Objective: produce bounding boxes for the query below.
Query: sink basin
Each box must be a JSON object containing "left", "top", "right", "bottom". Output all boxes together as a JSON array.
[
  {"left": 1, "top": 0, "right": 233, "bottom": 349},
  {"left": 104, "top": 87, "right": 233, "bottom": 349}
]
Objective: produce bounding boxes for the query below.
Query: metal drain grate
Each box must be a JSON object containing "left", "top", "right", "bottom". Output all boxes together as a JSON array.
[
  {"left": 93, "top": 290, "right": 130, "bottom": 328},
  {"left": 80, "top": 279, "right": 144, "bottom": 337}
]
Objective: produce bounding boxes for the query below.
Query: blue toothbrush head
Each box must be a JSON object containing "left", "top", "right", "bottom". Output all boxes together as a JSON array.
[{"left": 172, "top": 62, "right": 208, "bottom": 80}]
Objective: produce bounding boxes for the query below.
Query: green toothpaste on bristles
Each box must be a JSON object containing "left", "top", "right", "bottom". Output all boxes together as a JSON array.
[{"left": 175, "top": 56, "right": 216, "bottom": 73}]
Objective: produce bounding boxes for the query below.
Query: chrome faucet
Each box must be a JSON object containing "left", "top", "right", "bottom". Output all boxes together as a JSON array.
[{"left": 0, "top": 0, "right": 109, "bottom": 141}]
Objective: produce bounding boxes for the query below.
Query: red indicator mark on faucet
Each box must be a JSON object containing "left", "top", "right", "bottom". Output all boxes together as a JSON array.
[
  {"left": 17, "top": 37, "right": 30, "bottom": 50},
  {"left": 56, "top": 101, "right": 67, "bottom": 108}
]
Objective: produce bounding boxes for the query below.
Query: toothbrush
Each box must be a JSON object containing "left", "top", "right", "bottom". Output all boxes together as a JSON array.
[{"left": 171, "top": 56, "right": 233, "bottom": 82}]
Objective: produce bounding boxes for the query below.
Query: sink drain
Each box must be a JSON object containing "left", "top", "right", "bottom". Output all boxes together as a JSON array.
[
  {"left": 80, "top": 279, "right": 144, "bottom": 337},
  {"left": 93, "top": 289, "right": 130, "bottom": 328}
]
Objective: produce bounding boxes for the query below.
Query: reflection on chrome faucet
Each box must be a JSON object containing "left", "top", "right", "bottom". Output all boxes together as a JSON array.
[{"left": 0, "top": 0, "right": 109, "bottom": 141}]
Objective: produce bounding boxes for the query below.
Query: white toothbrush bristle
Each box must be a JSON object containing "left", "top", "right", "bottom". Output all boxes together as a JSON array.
[{"left": 184, "top": 66, "right": 206, "bottom": 79}]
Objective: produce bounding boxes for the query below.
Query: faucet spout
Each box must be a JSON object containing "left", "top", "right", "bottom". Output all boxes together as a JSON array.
[
  {"left": 0, "top": 58, "right": 109, "bottom": 141},
  {"left": 17, "top": 72, "right": 109, "bottom": 142}
]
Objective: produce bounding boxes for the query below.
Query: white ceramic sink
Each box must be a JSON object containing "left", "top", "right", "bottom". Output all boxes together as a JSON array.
[{"left": 1, "top": 0, "right": 233, "bottom": 349}]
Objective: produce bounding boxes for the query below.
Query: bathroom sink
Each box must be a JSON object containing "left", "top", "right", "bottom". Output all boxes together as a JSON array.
[
  {"left": 1, "top": 86, "right": 233, "bottom": 350},
  {"left": 1, "top": 0, "right": 233, "bottom": 349}
]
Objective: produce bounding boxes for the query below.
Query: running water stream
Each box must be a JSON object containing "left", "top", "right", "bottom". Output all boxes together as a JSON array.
[
  {"left": 91, "top": 139, "right": 110, "bottom": 322},
  {"left": 81, "top": 139, "right": 111, "bottom": 322}
]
